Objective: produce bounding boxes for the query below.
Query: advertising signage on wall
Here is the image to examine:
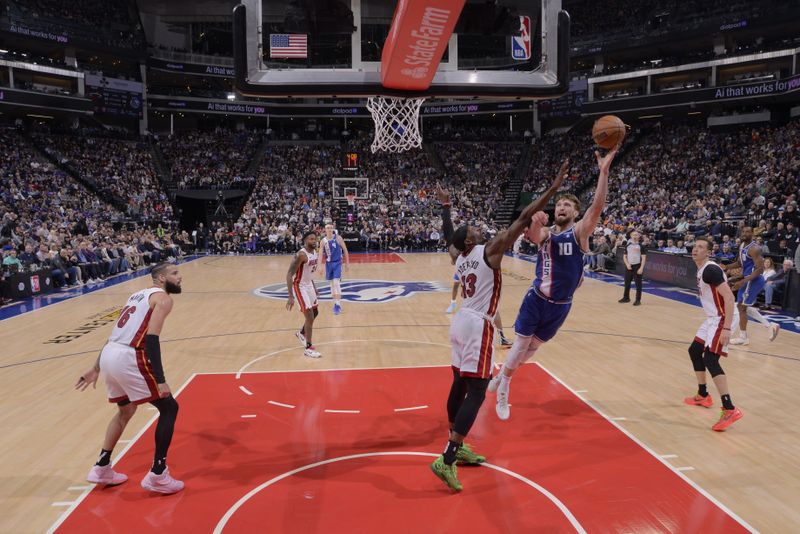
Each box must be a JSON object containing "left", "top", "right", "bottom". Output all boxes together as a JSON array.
[
  {"left": 148, "top": 96, "right": 533, "bottom": 118},
  {"left": 148, "top": 58, "right": 236, "bottom": 78},
  {"left": 584, "top": 73, "right": 800, "bottom": 115},
  {"left": 7, "top": 23, "right": 68, "bottom": 43},
  {"left": 0, "top": 88, "right": 93, "bottom": 113}
]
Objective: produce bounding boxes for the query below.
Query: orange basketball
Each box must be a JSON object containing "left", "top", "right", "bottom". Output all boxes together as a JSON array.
[{"left": 592, "top": 115, "right": 626, "bottom": 149}]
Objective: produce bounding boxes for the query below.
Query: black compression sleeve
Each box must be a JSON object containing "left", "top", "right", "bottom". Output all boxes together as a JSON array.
[
  {"left": 144, "top": 334, "right": 165, "bottom": 383},
  {"left": 442, "top": 205, "right": 454, "bottom": 244}
]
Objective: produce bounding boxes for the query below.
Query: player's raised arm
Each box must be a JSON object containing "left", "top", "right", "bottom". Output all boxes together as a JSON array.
[
  {"left": 575, "top": 145, "right": 619, "bottom": 248},
  {"left": 484, "top": 158, "right": 570, "bottom": 267},
  {"left": 285, "top": 252, "right": 306, "bottom": 311},
  {"left": 436, "top": 185, "right": 460, "bottom": 262}
]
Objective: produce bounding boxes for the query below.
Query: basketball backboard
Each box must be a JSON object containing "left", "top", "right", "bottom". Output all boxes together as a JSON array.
[{"left": 233, "top": 0, "right": 569, "bottom": 99}]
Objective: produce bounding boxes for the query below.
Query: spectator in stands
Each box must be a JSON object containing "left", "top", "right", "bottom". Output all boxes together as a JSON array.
[
  {"left": 764, "top": 259, "right": 793, "bottom": 309},
  {"left": 51, "top": 249, "right": 80, "bottom": 287},
  {"left": 718, "top": 243, "right": 735, "bottom": 262},
  {"left": 785, "top": 222, "right": 798, "bottom": 255},
  {"left": 3, "top": 249, "right": 23, "bottom": 270},
  {"left": 18, "top": 244, "right": 37, "bottom": 266}
]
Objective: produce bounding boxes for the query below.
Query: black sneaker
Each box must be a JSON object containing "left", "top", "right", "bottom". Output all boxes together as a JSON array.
[
  {"left": 618, "top": 298, "right": 631, "bottom": 303},
  {"left": 633, "top": 301, "right": 641, "bottom": 306}
]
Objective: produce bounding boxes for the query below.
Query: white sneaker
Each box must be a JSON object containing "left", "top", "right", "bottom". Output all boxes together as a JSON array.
[
  {"left": 140, "top": 468, "right": 184, "bottom": 494},
  {"left": 488, "top": 374, "right": 502, "bottom": 393},
  {"left": 304, "top": 346, "right": 321, "bottom": 358},
  {"left": 295, "top": 331, "right": 306, "bottom": 347},
  {"left": 496, "top": 389, "right": 510, "bottom": 420},
  {"left": 769, "top": 323, "right": 780, "bottom": 341},
  {"left": 729, "top": 336, "right": 749, "bottom": 346},
  {"left": 445, "top": 302, "right": 456, "bottom": 314}
]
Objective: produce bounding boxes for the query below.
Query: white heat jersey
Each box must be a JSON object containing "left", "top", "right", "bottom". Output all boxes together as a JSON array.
[
  {"left": 108, "top": 287, "right": 165, "bottom": 348},
  {"left": 455, "top": 245, "right": 501, "bottom": 318},
  {"left": 293, "top": 248, "right": 318, "bottom": 286},
  {"left": 697, "top": 261, "right": 727, "bottom": 318}
]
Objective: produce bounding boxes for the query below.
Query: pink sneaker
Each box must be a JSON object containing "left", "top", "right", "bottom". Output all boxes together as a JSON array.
[
  {"left": 87, "top": 465, "right": 128, "bottom": 486},
  {"left": 141, "top": 468, "right": 184, "bottom": 494}
]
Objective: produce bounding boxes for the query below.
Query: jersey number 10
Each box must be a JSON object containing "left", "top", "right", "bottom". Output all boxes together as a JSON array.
[{"left": 558, "top": 242, "right": 573, "bottom": 256}]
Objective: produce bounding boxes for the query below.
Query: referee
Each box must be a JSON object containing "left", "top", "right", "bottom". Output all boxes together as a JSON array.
[{"left": 619, "top": 230, "right": 647, "bottom": 306}]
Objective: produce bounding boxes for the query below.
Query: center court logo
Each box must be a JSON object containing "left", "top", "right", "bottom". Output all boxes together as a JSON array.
[{"left": 253, "top": 279, "right": 449, "bottom": 304}]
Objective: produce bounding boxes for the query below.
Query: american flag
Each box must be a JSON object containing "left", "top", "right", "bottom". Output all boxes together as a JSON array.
[{"left": 269, "top": 34, "right": 308, "bottom": 58}]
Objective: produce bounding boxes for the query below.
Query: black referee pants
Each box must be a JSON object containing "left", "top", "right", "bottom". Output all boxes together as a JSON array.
[{"left": 623, "top": 263, "right": 643, "bottom": 302}]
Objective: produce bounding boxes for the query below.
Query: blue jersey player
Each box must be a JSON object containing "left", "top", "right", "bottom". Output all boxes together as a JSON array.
[
  {"left": 320, "top": 224, "right": 350, "bottom": 315},
  {"left": 489, "top": 145, "right": 620, "bottom": 420},
  {"left": 722, "top": 226, "right": 779, "bottom": 345}
]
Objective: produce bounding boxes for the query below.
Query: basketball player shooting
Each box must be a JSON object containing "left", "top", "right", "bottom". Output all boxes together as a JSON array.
[
  {"left": 683, "top": 237, "right": 744, "bottom": 431},
  {"left": 287, "top": 231, "right": 321, "bottom": 358},
  {"left": 429, "top": 160, "right": 568, "bottom": 492},
  {"left": 320, "top": 224, "right": 350, "bottom": 315},
  {"left": 722, "top": 226, "right": 780, "bottom": 345},
  {"left": 75, "top": 263, "right": 184, "bottom": 494},
  {"left": 489, "top": 145, "right": 619, "bottom": 420}
]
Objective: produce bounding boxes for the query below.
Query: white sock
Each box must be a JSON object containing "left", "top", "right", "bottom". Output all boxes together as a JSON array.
[
  {"left": 335, "top": 299, "right": 341, "bottom": 306},
  {"left": 746, "top": 306, "right": 771, "bottom": 327},
  {"left": 450, "top": 299, "right": 456, "bottom": 305}
]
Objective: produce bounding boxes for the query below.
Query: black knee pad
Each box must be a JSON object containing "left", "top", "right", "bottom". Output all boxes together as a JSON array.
[
  {"left": 703, "top": 350, "right": 725, "bottom": 377},
  {"left": 688, "top": 341, "right": 705, "bottom": 372},
  {"left": 313, "top": 308, "right": 319, "bottom": 319}
]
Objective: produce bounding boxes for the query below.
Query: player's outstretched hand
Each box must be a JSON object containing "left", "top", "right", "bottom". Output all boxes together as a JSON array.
[
  {"left": 531, "top": 211, "right": 549, "bottom": 227},
  {"left": 75, "top": 367, "right": 99, "bottom": 391},
  {"left": 595, "top": 143, "right": 620, "bottom": 174},
  {"left": 435, "top": 185, "right": 450, "bottom": 205}
]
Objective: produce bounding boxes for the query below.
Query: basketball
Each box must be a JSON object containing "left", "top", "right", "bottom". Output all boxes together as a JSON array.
[{"left": 592, "top": 115, "right": 626, "bottom": 149}]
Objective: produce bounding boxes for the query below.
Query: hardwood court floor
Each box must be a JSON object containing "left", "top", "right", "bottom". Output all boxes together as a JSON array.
[{"left": 1, "top": 253, "right": 798, "bottom": 533}]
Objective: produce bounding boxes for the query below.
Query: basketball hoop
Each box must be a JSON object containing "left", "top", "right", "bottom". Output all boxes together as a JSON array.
[
  {"left": 346, "top": 193, "right": 356, "bottom": 206},
  {"left": 366, "top": 96, "right": 426, "bottom": 153}
]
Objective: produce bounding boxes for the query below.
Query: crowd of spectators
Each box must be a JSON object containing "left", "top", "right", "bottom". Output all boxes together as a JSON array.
[
  {"left": 206, "top": 133, "right": 525, "bottom": 254},
  {"left": 579, "top": 119, "right": 799, "bottom": 311},
  {"left": 33, "top": 131, "right": 173, "bottom": 221},
  {"left": 3, "top": 119, "right": 799, "bottom": 311},
  {"left": 0, "top": 128, "right": 185, "bottom": 305},
  {"left": 160, "top": 129, "right": 262, "bottom": 189}
]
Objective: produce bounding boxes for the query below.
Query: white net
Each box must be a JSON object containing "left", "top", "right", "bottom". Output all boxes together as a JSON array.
[{"left": 366, "top": 96, "right": 426, "bottom": 153}]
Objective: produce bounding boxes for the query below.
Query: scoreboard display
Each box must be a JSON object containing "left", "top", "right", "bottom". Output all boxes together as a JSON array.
[{"left": 343, "top": 151, "right": 360, "bottom": 172}]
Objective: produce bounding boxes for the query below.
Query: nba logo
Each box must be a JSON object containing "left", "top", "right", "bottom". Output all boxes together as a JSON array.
[
  {"left": 30, "top": 275, "right": 41, "bottom": 293},
  {"left": 512, "top": 16, "right": 531, "bottom": 60}
]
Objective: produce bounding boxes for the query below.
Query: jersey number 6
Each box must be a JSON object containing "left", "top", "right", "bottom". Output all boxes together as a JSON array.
[{"left": 116, "top": 306, "right": 137, "bottom": 328}]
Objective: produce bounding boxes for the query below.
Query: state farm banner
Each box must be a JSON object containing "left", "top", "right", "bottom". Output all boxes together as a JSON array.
[{"left": 379, "top": 0, "right": 466, "bottom": 91}]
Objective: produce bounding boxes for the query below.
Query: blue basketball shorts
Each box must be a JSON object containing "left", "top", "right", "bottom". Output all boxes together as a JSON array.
[
  {"left": 514, "top": 288, "right": 572, "bottom": 342},
  {"left": 325, "top": 261, "right": 342, "bottom": 281},
  {"left": 736, "top": 275, "right": 765, "bottom": 306}
]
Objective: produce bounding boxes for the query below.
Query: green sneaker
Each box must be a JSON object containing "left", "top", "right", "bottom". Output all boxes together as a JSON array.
[
  {"left": 456, "top": 443, "right": 486, "bottom": 465},
  {"left": 430, "top": 455, "right": 462, "bottom": 492}
]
